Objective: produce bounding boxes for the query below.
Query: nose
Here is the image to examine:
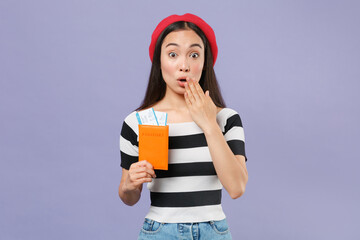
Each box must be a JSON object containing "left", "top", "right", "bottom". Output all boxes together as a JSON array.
[
  {"left": 179, "top": 58, "right": 190, "bottom": 72},
  {"left": 180, "top": 66, "right": 190, "bottom": 72}
]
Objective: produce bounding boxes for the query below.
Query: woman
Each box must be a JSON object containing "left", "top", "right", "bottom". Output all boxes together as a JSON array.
[{"left": 119, "top": 13, "right": 248, "bottom": 240}]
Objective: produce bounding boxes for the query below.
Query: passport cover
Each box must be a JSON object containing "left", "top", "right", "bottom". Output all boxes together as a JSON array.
[{"left": 138, "top": 124, "right": 169, "bottom": 170}]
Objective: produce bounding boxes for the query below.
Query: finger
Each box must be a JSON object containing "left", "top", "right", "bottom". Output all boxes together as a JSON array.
[
  {"left": 142, "top": 160, "right": 154, "bottom": 170},
  {"left": 140, "top": 160, "right": 152, "bottom": 167},
  {"left": 139, "top": 173, "right": 154, "bottom": 182},
  {"left": 135, "top": 160, "right": 153, "bottom": 171},
  {"left": 131, "top": 161, "right": 146, "bottom": 169},
  {"left": 205, "top": 90, "right": 215, "bottom": 104},
  {"left": 184, "top": 92, "right": 192, "bottom": 106},
  {"left": 134, "top": 161, "right": 156, "bottom": 178},
  {"left": 185, "top": 82, "right": 195, "bottom": 104},
  {"left": 130, "top": 177, "right": 152, "bottom": 190},
  {"left": 135, "top": 177, "right": 153, "bottom": 185},
  {"left": 194, "top": 81, "right": 206, "bottom": 100},
  {"left": 133, "top": 165, "right": 156, "bottom": 178},
  {"left": 131, "top": 166, "right": 146, "bottom": 174},
  {"left": 145, "top": 167, "right": 156, "bottom": 178},
  {"left": 188, "top": 79, "right": 201, "bottom": 102},
  {"left": 131, "top": 171, "right": 152, "bottom": 181},
  {"left": 142, "top": 161, "right": 156, "bottom": 178}
]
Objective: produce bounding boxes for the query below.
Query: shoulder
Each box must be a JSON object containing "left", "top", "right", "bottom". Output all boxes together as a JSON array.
[
  {"left": 123, "top": 111, "right": 138, "bottom": 124},
  {"left": 216, "top": 108, "right": 243, "bottom": 131},
  {"left": 216, "top": 107, "right": 241, "bottom": 122},
  {"left": 121, "top": 111, "right": 139, "bottom": 136}
]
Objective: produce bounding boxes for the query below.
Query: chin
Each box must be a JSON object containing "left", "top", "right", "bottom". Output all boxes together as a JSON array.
[{"left": 176, "top": 89, "right": 186, "bottom": 95}]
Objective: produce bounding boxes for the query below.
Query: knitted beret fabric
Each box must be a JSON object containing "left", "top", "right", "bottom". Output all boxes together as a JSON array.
[{"left": 149, "top": 13, "right": 218, "bottom": 65}]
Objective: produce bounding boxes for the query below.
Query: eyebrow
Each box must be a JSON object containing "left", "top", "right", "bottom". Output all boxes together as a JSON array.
[{"left": 165, "top": 43, "right": 203, "bottom": 49}]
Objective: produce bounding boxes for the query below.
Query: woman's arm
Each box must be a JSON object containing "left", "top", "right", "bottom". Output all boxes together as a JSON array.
[
  {"left": 184, "top": 79, "right": 248, "bottom": 199},
  {"left": 118, "top": 161, "right": 156, "bottom": 206},
  {"left": 202, "top": 124, "right": 248, "bottom": 199}
]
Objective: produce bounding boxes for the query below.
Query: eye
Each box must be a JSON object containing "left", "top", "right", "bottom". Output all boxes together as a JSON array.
[
  {"left": 169, "top": 52, "right": 177, "bottom": 58},
  {"left": 190, "top": 52, "right": 199, "bottom": 58}
]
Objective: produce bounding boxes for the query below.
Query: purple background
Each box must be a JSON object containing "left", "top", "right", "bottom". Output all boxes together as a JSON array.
[{"left": 1, "top": 0, "right": 359, "bottom": 239}]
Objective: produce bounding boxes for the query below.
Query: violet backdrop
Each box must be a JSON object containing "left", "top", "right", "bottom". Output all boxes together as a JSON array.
[{"left": 1, "top": 0, "right": 359, "bottom": 239}]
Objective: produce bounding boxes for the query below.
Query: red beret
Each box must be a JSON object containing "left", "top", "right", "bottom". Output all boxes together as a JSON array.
[{"left": 149, "top": 13, "right": 218, "bottom": 66}]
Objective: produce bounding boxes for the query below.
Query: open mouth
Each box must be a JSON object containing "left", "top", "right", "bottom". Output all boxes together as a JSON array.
[{"left": 177, "top": 78, "right": 187, "bottom": 87}]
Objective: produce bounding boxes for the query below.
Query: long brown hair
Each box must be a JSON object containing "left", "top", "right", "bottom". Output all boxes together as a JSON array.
[{"left": 136, "top": 21, "right": 226, "bottom": 111}]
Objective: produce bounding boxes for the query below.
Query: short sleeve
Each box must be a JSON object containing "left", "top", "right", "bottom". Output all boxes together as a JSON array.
[
  {"left": 119, "top": 113, "right": 139, "bottom": 169},
  {"left": 221, "top": 109, "right": 247, "bottom": 162}
]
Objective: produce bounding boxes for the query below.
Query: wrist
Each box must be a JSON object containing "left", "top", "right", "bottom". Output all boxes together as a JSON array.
[
  {"left": 202, "top": 121, "right": 220, "bottom": 136},
  {"left": 123, "top": 181, "right": 139, "bottom": 193}
]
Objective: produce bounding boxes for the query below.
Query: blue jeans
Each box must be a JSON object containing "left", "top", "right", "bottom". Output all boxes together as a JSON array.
[{"left": 138, "top": 218, "right": 232, "bottom": 240}]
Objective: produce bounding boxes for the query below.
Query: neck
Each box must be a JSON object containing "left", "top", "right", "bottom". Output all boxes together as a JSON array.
[{"left": 156, "top": 87, "right": 188, "bottom": 111}]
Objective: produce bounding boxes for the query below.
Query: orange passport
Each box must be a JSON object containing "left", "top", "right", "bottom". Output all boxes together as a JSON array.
[{"left": 138, "top": 124, "right": 169, "bottom": 170}]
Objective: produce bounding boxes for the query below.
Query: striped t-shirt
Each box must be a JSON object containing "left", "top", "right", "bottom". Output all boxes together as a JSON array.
[{"left": 119, "top": 108, "right": 247, "bottom": 223}]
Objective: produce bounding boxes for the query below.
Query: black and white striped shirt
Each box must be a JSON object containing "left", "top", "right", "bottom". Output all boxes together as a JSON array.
[{"left": 120, "top": 108, "right": 247, "bottom": 223}]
